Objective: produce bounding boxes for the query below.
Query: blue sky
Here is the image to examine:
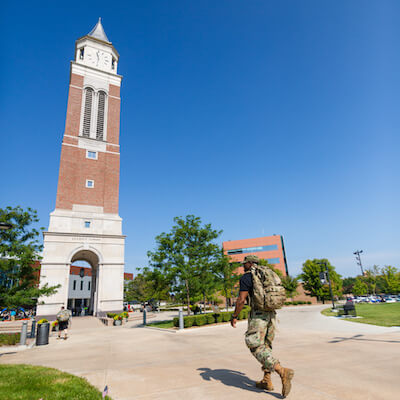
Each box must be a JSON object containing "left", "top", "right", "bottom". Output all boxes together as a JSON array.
[{"left": 1, "top": 1, "right": 399, "bottom": 277}]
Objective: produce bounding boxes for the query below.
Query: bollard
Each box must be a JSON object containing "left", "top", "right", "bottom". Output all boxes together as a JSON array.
[
  {"left": 30, "top": 319, "right": 36, "bottom": 338},
  {"left": 179, "top": 307, "right": 184, "bottom": 330},
  {"left": 20, "top": 321, "right": 28, "bottom": 346},
  {"left": 143, "top": 308, "right": 147, "bottom": 325}
]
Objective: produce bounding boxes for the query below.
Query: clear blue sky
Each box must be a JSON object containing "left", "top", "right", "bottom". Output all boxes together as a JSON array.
[{"left": 1, "top": 1, "right": 399, "bottom": 278}]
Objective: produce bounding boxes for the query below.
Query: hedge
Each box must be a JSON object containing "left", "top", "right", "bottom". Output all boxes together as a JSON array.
[
  {"left": 172, "top": 308, "right": 250, "bottom": 328},
  {"left": 284, "top": 301, "right": 312, "bottom": 306}
]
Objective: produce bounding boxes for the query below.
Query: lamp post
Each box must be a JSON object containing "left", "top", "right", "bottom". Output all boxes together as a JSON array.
[
  {"left": 353, "top": 250, "right": 364, "bottom": 275},
  {"left": 319, "top": 261, "right": 336, "bottom": 310}
]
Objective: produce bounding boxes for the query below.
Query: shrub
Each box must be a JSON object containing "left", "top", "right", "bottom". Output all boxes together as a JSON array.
[
  {"left": 222, "top": 312, "right": 232, "bottom": 322},
  {"left": 194, "top": 315, "right": 207, "bottom": 326},
  {"left": 307, "top": 301, "right": 312, "bottom": 304},
  {"left": 121, "top": 311, "right": 129, "bottom": 319},
  {"left": 0, "top": 333, "right": 20, "bottom": 346},
  {"left": 107, "top": 313, "right": 117, "bottom": 318},
  {"left": 113, "top": 314, "right": 123, "bottom": 321},
  {"left": 184, "top": 316, "right": 195, "bottom": 328},
  {"left": 173, "top": 317, "right": 179, "bottom": 327},
  {"left": 238, "top": 309, "right": 249, "bottom": 319},
  {"left": 37, "top": 319, "right": 48, "bottom": 324},
  {"left": 214, "top": 313, "right": 223, "bottom": 323},
  {"left": 206, "top": 313, "right": 215, "bottom": 324},
  {"left": 190, "top": 305, "right": 201, "bottom": 313}
]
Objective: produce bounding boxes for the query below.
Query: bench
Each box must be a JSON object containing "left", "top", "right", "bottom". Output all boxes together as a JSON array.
[{"left": 337, "top": 304, "right": 357, "bottom": 317}]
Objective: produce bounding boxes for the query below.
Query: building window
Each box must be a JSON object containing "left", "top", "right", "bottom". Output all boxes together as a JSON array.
[
  {"left": 73, "top": 280, "right": 76, "bottom": 290},
  {"left": 88, "top": 281, "right": 91, "bottom": 291},
  {"left": 86, "top": 151, "right": 97, "bottom": 160},
  {"left": 112, "top": 57, "right": 116, "bottom": 70},
  {"left": 227, "top": 244, "right": 278, "bottom": 255},
  {"left": 96, "top": 91, "right": 106, "bottom": 140},
  {"left": 80, "top": 281, "right": 83, "bottom": 291},
  {"left": 84, "top": 221, "right": 91, "bottom": 228},
  {"left": 86, "top": 180, "right": 94, "bottom": 188},
  {"left": 267, "top": 258, "right": 280, "bottom": 264},
  {"left": 82, "top": 88, "right": 94, "bottom": 137},
  {"left": 80, "top": 48, "right": 84, "bottom": 60}
]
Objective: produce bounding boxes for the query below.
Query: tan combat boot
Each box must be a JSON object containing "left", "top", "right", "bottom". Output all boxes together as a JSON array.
[
  {"left": 255, "top": 367, "right": 274, "bottom": 391},
  {"left": 274, "top": 363, "right": 294, "bottom": 398}
]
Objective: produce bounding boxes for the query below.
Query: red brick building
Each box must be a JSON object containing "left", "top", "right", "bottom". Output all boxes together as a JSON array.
[{"left": 223, "top": 235, "right": 289, "bottom": 276}]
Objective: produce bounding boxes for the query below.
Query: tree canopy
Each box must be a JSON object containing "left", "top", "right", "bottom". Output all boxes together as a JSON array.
[
  {"left": 0, "top": 206, "right": 59, "bottom": 309},
  {"left": 147, "top": 215, "right": 222, "bottom": 314},
  {"left": 300, "top": 258, "right": 342, "bottom": 302}
]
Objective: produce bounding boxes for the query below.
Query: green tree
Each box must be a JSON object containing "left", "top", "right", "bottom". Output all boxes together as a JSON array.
[
  {"left": 342, "top": 277, "right": 356, "bottom": 294},
  {"left": 379, "top": 266, "right": 400, "bottom": 294},
  {"left": 147, "top": 215, "right": 222, "bottom": 314},
  {"left": 364, "top": 265, "right": 380, "bottom": 295},
  {"left": 352, "top": 277, "right": 368, "bottom": 296},
  {"left": 300, "top": 259, "right": 342, "bottom": 303},
  {"left": 0, "top": 206, "right": 59, "bottom": 309},
  {"left": 281, "top": 275, "right": 299, "bottom": 300},
  {"left": 213, "top": 251, "right": 241, "bottom": 311}
]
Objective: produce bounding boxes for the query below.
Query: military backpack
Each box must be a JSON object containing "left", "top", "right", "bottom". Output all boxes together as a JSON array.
[
  {"left": 57, "top": 310, "right": 70, "bottom": 322},
  {"left": 249, "top": 265, "right": 286, "bottom": 311}
]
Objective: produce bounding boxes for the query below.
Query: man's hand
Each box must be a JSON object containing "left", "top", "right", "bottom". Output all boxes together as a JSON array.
[{"left": 230, "top": 317, "right": 237, "bottom": 328}]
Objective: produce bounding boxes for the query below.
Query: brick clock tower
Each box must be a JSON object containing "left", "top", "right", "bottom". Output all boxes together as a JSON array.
[{"left": 37, "top": 20, "right": 125, "bottom": 317}]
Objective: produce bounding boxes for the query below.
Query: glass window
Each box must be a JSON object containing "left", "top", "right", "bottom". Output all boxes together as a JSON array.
[
  {"left": 267, "top": 258, "right": 280, "bottom": 264},
  {"left": 80, "top": 281, "right": 83, "bottom": 291},
  {"left": 84, "top": 221, "right": 91, "bottom": 228},
  {"left": 73, "top": 280, "right": 76, "bottom": 290},
  {"left": 227, "top": 244, "right": 278, "bottom": 255},
  {"left": 87, "top": 151, "right": 97, "bottom": 159},
  {"left": 86, "top": 180, "right": 94, "bottom": 188},
  {"left": 88, "top": 281, "right": 91, "bottom": 291}
]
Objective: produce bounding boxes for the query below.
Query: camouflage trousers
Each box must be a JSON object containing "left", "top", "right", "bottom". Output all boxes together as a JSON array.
[{"left": 245, "top": 310, "right": 279, "bottom": 372}]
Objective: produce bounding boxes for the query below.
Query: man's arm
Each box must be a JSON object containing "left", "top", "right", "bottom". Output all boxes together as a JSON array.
[{"left": 230, "top": 290, "right": 248, "bottom": 328}]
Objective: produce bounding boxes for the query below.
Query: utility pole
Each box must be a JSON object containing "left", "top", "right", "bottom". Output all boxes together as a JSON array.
[{"left": 353, "top": 250, "right": 364, "bottom": 275}]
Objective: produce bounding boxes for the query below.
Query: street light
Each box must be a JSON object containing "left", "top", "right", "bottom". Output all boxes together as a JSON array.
[
  {"left": 353, "top": 250, "right": 364, "bottom": 275},
  {"left": 319, "top": 261, "right": 336, "bottom": 309}
]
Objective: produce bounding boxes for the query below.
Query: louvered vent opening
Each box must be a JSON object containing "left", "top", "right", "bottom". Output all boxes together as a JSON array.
[
  {"left": 96, "top": 91, "right": 106, "bottom": 141},
  {"left": 82, "top": 88, "right": 93, "bottom": 137}
]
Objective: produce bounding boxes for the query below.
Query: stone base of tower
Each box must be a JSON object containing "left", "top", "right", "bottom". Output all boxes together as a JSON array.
[{"left": 37, "top": 207, "right": 125, "bottom": 318}]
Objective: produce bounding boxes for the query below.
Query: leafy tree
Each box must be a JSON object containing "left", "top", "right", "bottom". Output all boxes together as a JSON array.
[
  {"left": 300, "top": 259, "right": 342, "bottom": 303},
  {"left": 0, "top": 206, "right": 59, "bottom": 309},
  {"left": 379, "top": 266, "right": 400, "bottom": 294},
  {"left": 352, "top": 277, "right": 368, "bottom": 296},
  {"left": 281, "top": 275, "right": 299, "bottom": 300},
  {"left": 213, "top": 251, "right": 241, "bottom": 311},
  {"left": 147, "top": 215, "right": 222, "bottom": 314},
  {"left": 364, "top": 265, "right": 380, "bottom": 295},
  {"left": 342, "top": 277, "right": 356, "bottom": 294}
]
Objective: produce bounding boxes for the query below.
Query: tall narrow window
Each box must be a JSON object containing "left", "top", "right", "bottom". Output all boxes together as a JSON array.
[
  {"left": 96, "top": 91, "right": 106, "bottom": 140},
  {"left": 82, "top": 88, "right": 94, "bottom": 137}
]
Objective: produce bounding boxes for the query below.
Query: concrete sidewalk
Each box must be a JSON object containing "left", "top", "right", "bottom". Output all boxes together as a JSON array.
[{"left": 1, "top": 305, "right": 399, "bottom": 399}]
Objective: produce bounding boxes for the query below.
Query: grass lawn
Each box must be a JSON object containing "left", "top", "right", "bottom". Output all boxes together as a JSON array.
[
  {"left": 321, "top": 303, "right": 400, "bottom": 327},
  {"left": 146, "top": 320, "right": 175, "bottom": 329},
  {"left": 0, "top": 364, "right": 111, "bottom": 400}
]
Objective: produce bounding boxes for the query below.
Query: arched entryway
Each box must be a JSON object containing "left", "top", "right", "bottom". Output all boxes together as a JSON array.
[{"left": 68, "top": 248, "right": 101, "bottom": 316}]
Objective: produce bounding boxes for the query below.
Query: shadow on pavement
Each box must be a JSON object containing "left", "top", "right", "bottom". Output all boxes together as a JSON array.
[
  {"left": 329, "top": 334, "right": 400, "bottom": 344},
  {"left": 198, "top": 367, "right": 281, "bottom": 398}
]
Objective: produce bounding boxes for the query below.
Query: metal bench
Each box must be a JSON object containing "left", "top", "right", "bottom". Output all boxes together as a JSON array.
[{"left": 337, "top": 304, "right": 357, "bottom": 317}]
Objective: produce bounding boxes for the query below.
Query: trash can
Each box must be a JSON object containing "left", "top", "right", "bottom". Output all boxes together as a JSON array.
[{"left": 36, "top": 322, "right": 50, "bottom": 346}]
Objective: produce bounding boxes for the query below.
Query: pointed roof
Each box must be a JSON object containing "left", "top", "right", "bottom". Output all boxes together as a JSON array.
[{"left": 88, "top": 18, "right": 110, "bottom": 43}]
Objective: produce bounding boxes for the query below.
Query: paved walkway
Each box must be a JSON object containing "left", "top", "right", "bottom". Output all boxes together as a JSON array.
[{"left": 1, "top": 305, "right": 399, "bottom": 399}]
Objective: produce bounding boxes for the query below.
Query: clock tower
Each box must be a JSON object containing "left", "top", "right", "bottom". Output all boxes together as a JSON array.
[{"left": 37, "top": 20, "right": 125, "bottom": 317}]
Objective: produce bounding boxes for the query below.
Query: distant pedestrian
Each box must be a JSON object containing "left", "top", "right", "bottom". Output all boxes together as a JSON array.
[
  {"left": 231, "top": 255, "right": 294, "bottom": 398},
  {"left": 56, "top": 306, "right": 71, "bottom": 340}
]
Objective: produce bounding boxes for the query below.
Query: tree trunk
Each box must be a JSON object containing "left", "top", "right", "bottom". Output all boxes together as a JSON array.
[
  {"left": 203, "top": 293, "right": 206, "bottom": 313},
  {"left": 185, "top": 279, "right": 190, "bottom": 315}
]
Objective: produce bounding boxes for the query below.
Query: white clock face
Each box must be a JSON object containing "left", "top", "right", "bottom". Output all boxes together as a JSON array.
[{"left": 84, "top": 49, "right": 111, "bottom": 70}]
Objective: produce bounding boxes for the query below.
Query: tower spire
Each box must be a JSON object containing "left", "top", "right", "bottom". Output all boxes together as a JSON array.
[{"left": 88, "top": 18, "right": 110, "bottom": 43}]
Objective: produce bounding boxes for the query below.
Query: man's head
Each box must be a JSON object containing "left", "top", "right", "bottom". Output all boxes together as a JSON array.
[{"left": 242, "top": 255, "right": 260, "bottom": 271}]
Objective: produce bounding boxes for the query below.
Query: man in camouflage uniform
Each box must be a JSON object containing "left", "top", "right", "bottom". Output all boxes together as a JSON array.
[{"left": 231, "top": 255, "right": 294, "bottom": 398}]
